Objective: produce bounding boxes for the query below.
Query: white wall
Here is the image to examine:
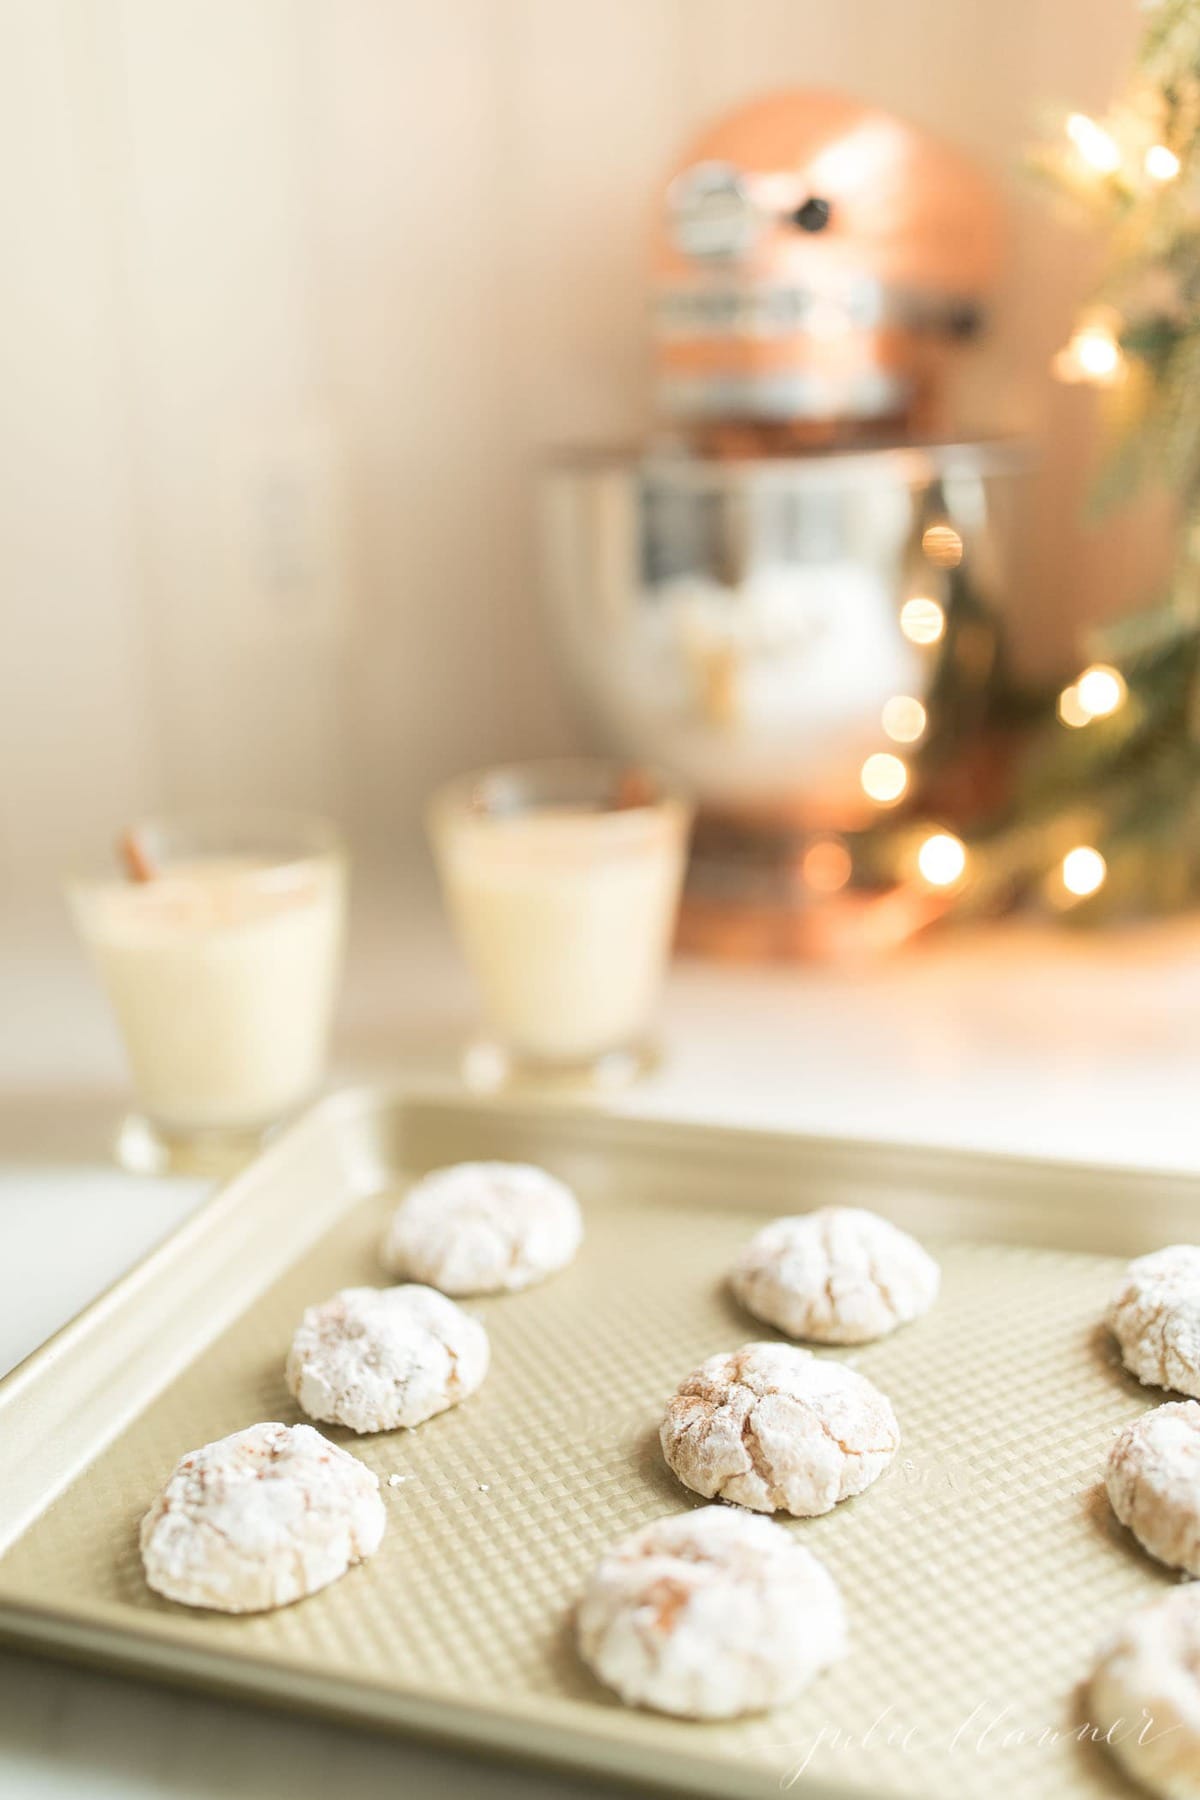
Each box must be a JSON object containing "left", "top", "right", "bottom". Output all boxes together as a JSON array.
[{"left": 0, "top": 0, "right": 1150, "bottom": 895}]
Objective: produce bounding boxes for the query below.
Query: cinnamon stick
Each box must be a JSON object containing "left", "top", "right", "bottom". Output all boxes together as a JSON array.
[
  {"left": 612, "top": 767, "right": 656, "bottom": 811},
  {"left": 119, "top": 829, "right": 157, "bottom": 883}
]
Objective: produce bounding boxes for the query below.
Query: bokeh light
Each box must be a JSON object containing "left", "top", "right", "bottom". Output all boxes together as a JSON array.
[
  {"left": 1075, "top": 663, "right": 1127, "bottom": 719},
  {"left": 1067, "top": 112, "right": 1121, "bottom": 174},
  {"left": 881, "top": 695, "right": 927, "bottom": 744},
  {"left": 1145, "top": 144, "right": 1180, "bottom": 181},
  {"left": 860, "top": 752, "right": 908, "bottom": 805},
  {"left": 802, "top": 836, "right": 853, "bottom": 894},
  {"left": 921, "top": 524, "right": 963, "bottom": 569},
  {"left": 899, "top": 598, "right": 946, "bottom": 646},
  {"left": 917, "top": 831, "right": 967, "bottom": 888},
  {"left": 1062, "top": 846, "right": 1107, "bottom": 898},
  {"left": 1057, "top": 684, "right": 1091, "bottom": 729}
]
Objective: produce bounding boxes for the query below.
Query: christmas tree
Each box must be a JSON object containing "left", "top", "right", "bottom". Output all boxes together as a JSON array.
[{"left": 982, "top": 0, "right": 1200, "bottom": 920}]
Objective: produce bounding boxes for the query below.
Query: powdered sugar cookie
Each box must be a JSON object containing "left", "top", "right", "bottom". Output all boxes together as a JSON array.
[
  {"left": 1106, "top": 1401, "right": 1200, "bottom": 1575},
  {"left": 660, "top": 1340, "right": 899, "bottom": 1516},
  {"left": 731, "top": 1207, "right": 939, "bottom": 1344},
  {"left": 140, "top": 1421, "right": 385, "bottom": 1613},
  {"left": 1091, "top": 1585, "right": 1200, "bottom": 1799},
  {"left": 1109, "top": 1247, "right": 1200, "bottom": 1397},
  {"left": 576, "top": 1506, "right": 846, "bottom": 1719},
  {"left": 381, "top": 1162, "right": 582, "bottom": 1296},
  {"left": 286, "top": 1284, "right": 488, "bottom": 1433}
]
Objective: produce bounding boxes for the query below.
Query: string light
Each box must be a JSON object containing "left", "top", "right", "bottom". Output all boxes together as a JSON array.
[
  {"left": 1075, "top": 663, "right": 1127, "bottom": 718},
  {"left": 1062, "top": 845, "right": 1107, "bottom": 898},
  {"left": 1066, "top": 112, "right": 1121, "bottom": 174},
  {"left": 921, "top": 524, "right": 963, "bottom": 568},
  {"left": 1057, "top": 684, "right": 1091, "bottom": 728},
  {"left": 1053, "top": 325, "right": 1123, "bottom": 385},
  {"left": 860, "top": 752, "right": 908, "bottom": 805},
  {"left": 917, "top": 831, "right": 967, "bottom": 888},
  {"left": 899, "top": 597, "right": 946, "bottom": 646},
  {"left": 1060, "top": 664, "right": 1127, "bottom": 726},
  {"left": 801, "top": 836, "right": 852, "bottom": 894},
  {"left": 1145, "top": 143, "right": 1180, "bottom": 181},
  {"left": 881, "top": 695, "right": 927, "bottom": 743}
]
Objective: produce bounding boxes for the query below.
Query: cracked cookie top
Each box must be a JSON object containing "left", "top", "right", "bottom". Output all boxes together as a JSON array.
[
  {"left": 1108, "top": 1246, "right": 1200, "bottom": 1397},
  {"left": 731, "top": 1206, "right": 940, "bottom": 1344},
  {"left": 576, "top": 1505, "right": 846, "bottom": 1718},
  {"left": 286, "top": 1284, "right": 489, "bottom": 1434},
  {"left": 1107, "top": 1400, "right": 1200, "bottom": 1575},
  {"left": 139, "top": 1421, "right": 386, "bottom": 1613},
  {"left": 381, "top": 1161, "right": 583, "bottom": 1296},
  {"left": 659, "top": 1340, "right": 900, "bottom": 1516}
]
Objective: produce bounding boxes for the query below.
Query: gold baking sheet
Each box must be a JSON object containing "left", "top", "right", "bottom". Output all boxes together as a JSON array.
[{"left": 2, "top": 1088, "right": 1198, "bottom": 1800}]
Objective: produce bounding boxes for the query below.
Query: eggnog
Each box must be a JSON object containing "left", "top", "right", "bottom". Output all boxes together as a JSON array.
[
  {"left": 72, "top": 846, "right": 345, "bottom": 1135},
  {"left": 431, "top": 765, "right": 691, "bottom": 1068}
]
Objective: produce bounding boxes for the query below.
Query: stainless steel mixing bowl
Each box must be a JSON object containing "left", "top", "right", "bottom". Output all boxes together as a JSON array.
[{"left": 538, "top": 441, "right": 1026, "bottom": 827}]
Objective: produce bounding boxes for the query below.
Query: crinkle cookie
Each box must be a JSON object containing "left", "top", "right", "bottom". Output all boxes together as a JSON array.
[
  {"left": 140, "top": 1421, "right": 385, "bottom": 1613},
  {"left": 731, "top": 1206, "right": 939, "bottom": 1344},
  {"left": 1108, "top": 1247, "right": 1200, "bottom": 1397},
  {"left": 576, "top": 1506, "right": 846, "bottom": 1719},
  {"left": 1107, "top": 1401, "right": 1200, "bottom": 1575},
  {"left": 381, "top": 1161, "right": 582, "bottom": 1296},
  {"left": 660, "top": 1340, "right": 899, "bottom": 1516},
  {"left": 286, "top": 1284, "right": 488, "bottom": 1433},
  {"left": 1091, "top": 1585, "right": 1200, "bottom": 1799}
]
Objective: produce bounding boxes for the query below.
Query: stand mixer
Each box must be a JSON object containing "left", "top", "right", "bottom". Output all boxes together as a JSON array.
[{"left": 539, "top": 90, "right": 1025, "bottom": 957}]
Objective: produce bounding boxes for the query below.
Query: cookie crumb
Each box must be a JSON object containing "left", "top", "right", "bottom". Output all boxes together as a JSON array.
[{"left": 387, "top": 1473, "right": 407, "bottom": 1488}]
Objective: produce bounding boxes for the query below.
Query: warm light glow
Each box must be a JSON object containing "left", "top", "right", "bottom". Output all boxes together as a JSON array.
[
  {"left": 1057, "top": 684, "right": 1091, "bottom": 728},
  {"left": 917, "top": 831, "right": 967, "bottom": 889},
  {"left": 1053, "top": 325, "right": 1123, "bottom": 386},
  {"left": 1145, "top": 143, "right": 1181, "bottom": 181},
  {"left": 860, "top": 752, "right": 908, "bottom": 805},
  {"left": 921, "top": 523, "right": 963, "bottom": 569},
  {"left": 1077, "top": 330, "right": 1121, "bottom": 378},
  {"left": 802, "top": 836, "right": 853, "bottom": 894},
  {"left": 1067, "top": 112, "right": 1121, "bottom": 174},
  {"left": 1075, "top": 663, "right": 1127, "bottom": 719},
  {"left": 1062, "top": 845, "right": 1107, "bottom": 898},
  {"left": 881, "top": 695, "right": 928, "bottom": 744},
  {"left": 899, "top": 597, "right": 946, "bottom": 646}
]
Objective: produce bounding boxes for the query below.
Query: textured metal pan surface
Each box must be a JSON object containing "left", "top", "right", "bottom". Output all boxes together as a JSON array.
[{"left": 2, "top": 1088, "right": 1197, "bottom": 1800}]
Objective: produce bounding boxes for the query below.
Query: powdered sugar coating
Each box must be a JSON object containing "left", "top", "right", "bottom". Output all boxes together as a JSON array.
[
  {"left": 381, "top": 1162, "right": 583, "bottom": 1296},
  {"left": 1106, "top": 1402, "right": 1200, "bottom": 1575},
  {"left": 732, "top": 1207, "right": 939, "bottom": 1345},
  {"left": 660, "top": 1340, "right": 899, "bottom": 1516},
  {"left": 1091, "top": 1586, "right": 1200, "bottom": 1799},
  {"left": 286, "top": 1284, "right": 489, "bottom": 1433},
  {"left": 576, "top": 1506, "right": 846, "bottom": 1719},
  {"left": 139, "top": 1421, "right": 385, "bottom": 1613},
  {"left": 1109, "top": 1247, "right": 1200, "bottom": 1397}
]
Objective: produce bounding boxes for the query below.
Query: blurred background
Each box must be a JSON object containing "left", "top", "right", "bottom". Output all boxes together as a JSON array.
[{"left": 0, "top": 0, "right": 1158, "bottom": 901}]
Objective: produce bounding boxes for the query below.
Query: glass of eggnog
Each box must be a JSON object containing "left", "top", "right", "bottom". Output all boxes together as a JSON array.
[
  {"left": 429, "top": 760, "right": 692, "bottom": 1088},
  {"left": 68, "top": 812, "right": 346, "bottom": 1173}
]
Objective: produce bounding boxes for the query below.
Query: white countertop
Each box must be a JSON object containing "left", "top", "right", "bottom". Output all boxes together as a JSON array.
[{"left": 5, "top": 879, "right": 1200, "bottom": 1797}]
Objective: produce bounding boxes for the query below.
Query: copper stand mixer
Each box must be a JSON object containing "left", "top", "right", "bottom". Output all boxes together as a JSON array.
[{"left": 540, "top": 90, "right": 1026, "bottom": 958}]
